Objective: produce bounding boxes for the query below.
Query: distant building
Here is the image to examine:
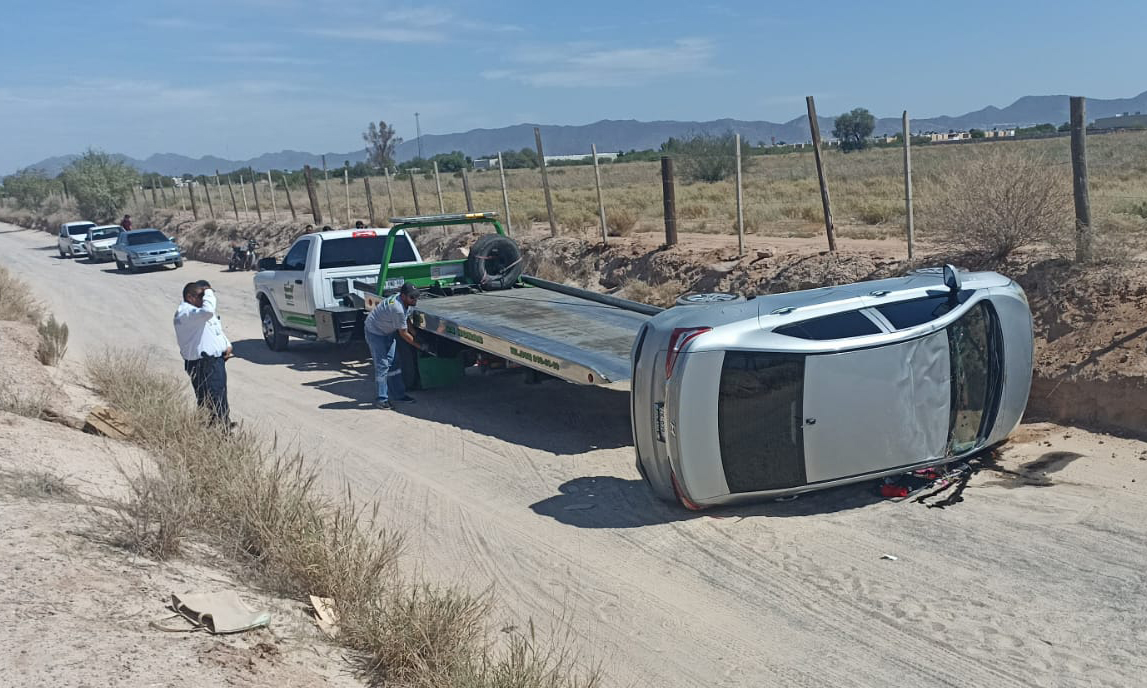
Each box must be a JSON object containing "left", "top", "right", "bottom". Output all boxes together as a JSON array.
[
  {"left": 982, "top": 128, "right": 1016, "bottom": 138},
  {"left": 1092, "top": 113, "right": 1147, "bottom": 130},
  {"left": 472, "top": 158, "right": 498, "bottom": 170},
  {"left": 542, "top": 152, "right": 620, "bottom": 163}
]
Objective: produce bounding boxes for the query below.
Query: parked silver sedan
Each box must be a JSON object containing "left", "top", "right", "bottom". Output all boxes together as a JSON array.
[
  {"left": 631, "top": 266, "right": 1033, "bottom": 509},
  {"left": 82, "top": 225, "right": 123, "bottom": 263}
]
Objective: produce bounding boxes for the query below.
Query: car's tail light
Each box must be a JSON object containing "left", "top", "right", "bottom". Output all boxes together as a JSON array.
[{"left": 665, "top": 327, "right": 711, "bottom": 378}]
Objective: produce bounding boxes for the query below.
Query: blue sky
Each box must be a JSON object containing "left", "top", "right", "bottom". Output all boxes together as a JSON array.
[{"left": 2, "top": 0, "right": 1144, "bottom": 173}]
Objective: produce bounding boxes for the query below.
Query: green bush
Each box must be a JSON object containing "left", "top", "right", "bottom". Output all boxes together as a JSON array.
[
  {"left": 2, "top": 169, "right": 52, "bottom": 209},
  {"left": 63, "top": 150, "right": 139, "bottom": 222}
]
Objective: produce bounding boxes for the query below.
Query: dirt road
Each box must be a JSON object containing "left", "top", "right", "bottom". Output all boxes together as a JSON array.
[{"left": 3, "top": 222, "right": 1145, "bottom": 687}]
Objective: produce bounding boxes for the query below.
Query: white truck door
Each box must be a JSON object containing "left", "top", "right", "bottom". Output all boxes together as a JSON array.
[
  {"left": 277, "top": 238, "right": 315, "bottom": 331},
  {"left": 801, "top": 331, "right": 951, "bottom": 484}
]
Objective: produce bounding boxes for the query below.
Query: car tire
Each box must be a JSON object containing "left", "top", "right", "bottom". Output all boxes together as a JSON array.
[
  {"left": 59, "top": 247, "right": 68, "bottom": 258},
  {"left": 465, "top": 234, "right": 524, "bottom": 291},
  {"left": 128, "top": 258, "right": 139, "bottom": 273},
  {"left": 174, "top": 260, "right": 183, "bottom": 268},
  {"left": 675, "top": 292, "right": 745, "bottom": 306},
  {"left": 261, "top": 302, "right": 289, "bottom": 351}
]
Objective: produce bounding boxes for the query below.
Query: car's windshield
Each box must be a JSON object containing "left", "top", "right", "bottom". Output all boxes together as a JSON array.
[
  {"left": 318, "top": 235, "right": 417, "bottom": 269},
  {"left": 126, "top": 231, "right": 167, "bottom": 246},
  {"left": 68, "top": 224, "right": 95, "bottom": 236},
  {"left": 947, "top": 301, "right": 998, "bottom": 453},
  {"left": 89, "top": 228, "right": 120, "bottom": 240}
]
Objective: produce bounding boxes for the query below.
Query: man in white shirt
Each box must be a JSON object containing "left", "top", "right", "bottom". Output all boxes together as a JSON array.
[
  {"left": 363, "top": 282, "right": 424, "bottom": 410},
  {"left": 174, "top": 280, "right": 233, "bottom": 425}
]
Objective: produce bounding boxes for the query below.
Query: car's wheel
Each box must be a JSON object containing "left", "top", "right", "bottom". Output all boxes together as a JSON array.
[
  {"left": 174, "top": 260, "right": 183, "bottom": 268},
  {"left": 115, "top": 258, "right": 125, "bottom": 271},
  {"left": 127, "top": 258, "right": 139, "bottom": 273},
  {"left": 261, "top": 302, "right": 289, "bottom": 351},
  {"left": 675, "top": 291, "right": 745, "bottom": 306}
]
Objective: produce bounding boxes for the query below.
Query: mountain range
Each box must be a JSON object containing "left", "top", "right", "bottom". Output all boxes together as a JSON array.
[{"left": 19, "top": 91, "right": 1147, "bottom": 177}]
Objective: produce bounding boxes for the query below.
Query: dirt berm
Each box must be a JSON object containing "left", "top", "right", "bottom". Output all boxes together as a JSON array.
[{"left": 7, "top": 207, "right": 1144, "bottom": 438}]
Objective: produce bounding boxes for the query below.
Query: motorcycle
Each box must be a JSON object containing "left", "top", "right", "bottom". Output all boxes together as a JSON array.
[{"left": 228, "top": 238, "right": 259, "bottom": 271}]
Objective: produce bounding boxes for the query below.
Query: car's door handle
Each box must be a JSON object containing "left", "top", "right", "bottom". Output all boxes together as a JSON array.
[
  {"left": 294, "top": 279, "right": 303, "bottom": 284},
  {"left": 805, "top": 418, "right": 817, "bottom": 425}
]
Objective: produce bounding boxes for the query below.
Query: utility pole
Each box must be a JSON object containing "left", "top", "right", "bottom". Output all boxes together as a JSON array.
[
  {"left": 415, "top": 112, "right": 423, "bottom": 160},
  {"left": 1070, "top": 96, "right": 1092, "bottom": 263}
]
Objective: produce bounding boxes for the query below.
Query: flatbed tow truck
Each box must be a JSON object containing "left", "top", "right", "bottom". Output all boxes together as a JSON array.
[{"left": 339, "top": 212, "right": 662, "bottom": 390}]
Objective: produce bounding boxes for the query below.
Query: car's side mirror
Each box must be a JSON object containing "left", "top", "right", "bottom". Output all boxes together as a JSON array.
[
  {"left": 943, "top": 264, "right": 962, "bottom": 293},
  {"left": 257, "top": 257, "right": 277, "bottom": 271}
]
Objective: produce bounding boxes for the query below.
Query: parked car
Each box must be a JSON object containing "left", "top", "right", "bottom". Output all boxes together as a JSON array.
[
  {"left": 110, "top": 228, "right": 183, "bottom": 272},
  {"left": 82, "top": 225, "right": 124, "bottom": 263},
  {"left": 57, "top": 221, "right": 96, "bottom": 258},
  {"left": 631, "top": 266, "right": 1033, "bottom": 509}
]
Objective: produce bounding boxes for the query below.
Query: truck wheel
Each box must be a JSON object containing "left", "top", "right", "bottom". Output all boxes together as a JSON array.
[
  {"left": 465, "top": 234, "right": 524, "bottom": 290},
  {"left": 261, "top": 303, "right": 289, "bottom": 351},
  {"left": 675, "top": 292, "right": 744, "bottom": 306}
]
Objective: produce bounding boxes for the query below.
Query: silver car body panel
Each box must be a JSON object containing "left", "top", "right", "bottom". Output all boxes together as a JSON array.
[{"left": 631, "top": 269, "right": 1033, "bottom": 507}]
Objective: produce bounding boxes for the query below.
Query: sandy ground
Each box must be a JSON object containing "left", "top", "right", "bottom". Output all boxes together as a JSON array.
[
  {"left": 0, "top": 407, "right": 360, "bottom": 688},
  {"left": 3, "top": 221, "right": 1147, "bottom": 687}
]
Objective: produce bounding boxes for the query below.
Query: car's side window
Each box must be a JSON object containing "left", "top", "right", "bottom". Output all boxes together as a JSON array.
[
  {"left": 875, "top": 294, "right": 972, "bottom": 330},
  {"left": 281, "top": 240, "right": 310, "bottom": 271},
  {"left": 947, "top": 301, "right": 997, "bottom": 453},
  {"left": 774, "top": 310, "right": 881, "bottom": 340}
]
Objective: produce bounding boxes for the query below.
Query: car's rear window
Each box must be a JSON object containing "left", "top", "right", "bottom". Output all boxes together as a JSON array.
[
  {"left": 318, "top": 235, "right": 417, "bottom": 269},
  {"left": 90, "top": 228, "right": 120, "bottom": 240},
  {"left": 876, "top": 295, "right": 957, "bottom": 329},
  {"left": 775, "top": 310, "right": 881, "bottom": 340},
  {"left": 717, "top": 352, "right": 807, "bottom": 492},
  {"left": 68, "top": 224, "right": 95, "bottom": 235},
  {"left": 126, "top": 231, "right": 167, "bottom": 246}
]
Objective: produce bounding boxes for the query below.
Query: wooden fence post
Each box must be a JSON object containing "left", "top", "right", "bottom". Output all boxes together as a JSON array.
[
  {"left": 433, "top": 161, "right": 445, "bottom": 213},
  {"left": 188, "top": 181, "right": 199, "bottom": 220},
  {"left": 150, "top": 179, "right": 159, "bottom": 205},
  {"left": 280, "top": 173, "right": 297, "bottom": 220},
  {"left": 214, "top": 173, "right": 224, "bottom": 209},
  {"left": 250, "top": 173, "right": 262, "bottom": 221},
  {"left": 203, "top": 178, "right": 215, "bottom": 219},
  {"left": 592, "top": 144, "right": 608, "bottom": 244},
  {"left": 266, "top": 171, "right": 278, "bottom": 220},
  {"left": 734, "top": 134, "right": 745, "bottom": 257},
  {"left": 461, "top": 167, "right": 475, "bottom": 233},
  {"left": 661, "top": 156, "right": 678, "bottom": 247},
  {"left": 239, "top": 173, "right": 250, "bottom": 215},
  {"left": 1070, "top": 96, "right": 1092, "bottom": 263},
  {"left": 498, "top": 152, "right": 512, "bottom": 235},
  {"left": 364, "top": 177, "right": 377, "bottom": 226},
  {"left": 535, "top": 127, "right": 558, "bottom": 236},
  {"left": 409, "top": 171, "right": 422, "bottom": 215},
  {"left": 384, "top": 168, "right": 396, "bottom": 217},
  {"left": 322, "top": 155, "right": 334, "bottom": 224},
  {"left": 344, "top": 162, "right": 351, "bottom": 227},
  {"left": 219, "top": 170, "right": 239, "bottom": 220},
  {"left": 902, "top": 111, "right": 915, "bottom": 260},
  {"left": 806, "top": 96, "right": 837, "bottom": 252},
  {"left": 303, "top": 165, "right": 323, "bottom": 224}
]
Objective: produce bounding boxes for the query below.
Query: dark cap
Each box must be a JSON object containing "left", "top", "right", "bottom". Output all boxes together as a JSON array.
[{"left": 399, "top": 282, "right": 420, "bottom": 300}]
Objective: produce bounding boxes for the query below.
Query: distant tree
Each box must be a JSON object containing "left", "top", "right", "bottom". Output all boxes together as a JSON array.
[
  {"left": 662, "top": 132, "right": 746, "bottom": 182},
  {"left": 1058, "top": 122, "right": 1071, "bottom": 132},
  {"left": 1, "top": 168, "right": 52, "bottom": 209},
  {"left": 832, "top": 108, "right": 876, "bottom": 152},
  {"left": 363, "top": 121, "right": 402, "bottom": 169},
  {"left": 1016, "top": 123, "right": 1057, "bottom": 138},
  {"left": 495, "top": 148, "right": 539, "bottom": 169},
  {"left": 969, "top": 128, "right": 986, "bottom": 139},
  {"left": 430, "top": 151, "right": 469, "bottom": 173},
  {"left": 62, "top": 150, "right": 138, "bottom": 221}
]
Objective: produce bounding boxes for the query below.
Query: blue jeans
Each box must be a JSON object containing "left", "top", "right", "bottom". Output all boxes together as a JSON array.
[{"left": 365, "top": 329, "right": 405, "bottom": 402}]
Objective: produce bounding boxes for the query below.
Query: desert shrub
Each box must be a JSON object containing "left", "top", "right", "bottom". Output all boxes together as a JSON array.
[
  {"left": 606, "top": 209, "right": 637, "bottom": 236},
  {"left": 854, "top": 201, "right": 899, "bottom": 225},
  {"left": 678, "top": 203, "right": 708, "bottom": 219},
  {"left": 1123, "top": 201, "right": 1147, "bottom": 220},
  {"left": 202, "top": 219, "right": 219, "bottom": 232},
  {"left": 782, "top": 203, "right": 822, "bottom": 223},
  {"left": 36, "top": 315, "right": 69, "bottom": 366},
  {"left": 926, "top": 149, "right": 1071, "bottom": 261},
  {"left": 0, "top": 265, "right": 43, "bottom": 324},
  {"left": 63, "top": 149, "right": 139, "bottom": 222},
  {"left": 666, "top": 133, "right": 743, "bottom": 183}
]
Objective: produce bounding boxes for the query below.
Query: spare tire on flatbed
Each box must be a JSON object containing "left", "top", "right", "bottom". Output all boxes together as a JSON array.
[{"left": 465, "top": 234, "right": 523, "bottom": 291}]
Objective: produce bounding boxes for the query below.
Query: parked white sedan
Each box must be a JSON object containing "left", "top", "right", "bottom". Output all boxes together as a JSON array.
[
  {"left": 57, "top": 221, "right": 96, "bottom": 258},
  {"left": 82, "top": 225, "right": 124, "bottom": 263}
]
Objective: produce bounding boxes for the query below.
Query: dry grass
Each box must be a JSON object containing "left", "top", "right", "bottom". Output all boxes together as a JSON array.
[
  {"left": 37, "top": 315, "right": 69, "bottom": 366},
  {"left": 0, "top": 389, "right": 52, "bottom": 420},
  {"left": 85, "top": 350, "right": 599, "bottom": 688},
  {"left": 617, "top": 279, "right": 683, "bottom": 308},
  {"left": 0, "top": 467, "right": 77, "bottom": 502}
]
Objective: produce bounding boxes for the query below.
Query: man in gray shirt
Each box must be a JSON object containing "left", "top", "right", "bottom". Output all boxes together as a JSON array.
[{"left": 363, "top": 282, "right": 424, "bottom": 409}]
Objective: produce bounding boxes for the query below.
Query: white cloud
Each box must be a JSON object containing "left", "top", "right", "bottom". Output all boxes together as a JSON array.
[
  {"left": 310, "top": 27, "right": 447, "bottom": 43},
  {"left": 484, "top": 38, "right": 716, "bottom": 88}
]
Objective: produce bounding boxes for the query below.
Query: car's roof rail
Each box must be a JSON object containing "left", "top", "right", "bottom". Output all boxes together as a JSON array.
[{"left": 389, "top": 211, "right": 498, "bottom": 225}]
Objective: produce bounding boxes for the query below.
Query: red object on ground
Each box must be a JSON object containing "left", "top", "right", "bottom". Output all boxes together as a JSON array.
[{"left": 881, "top": 484, "right": 910, "bottom": 498}]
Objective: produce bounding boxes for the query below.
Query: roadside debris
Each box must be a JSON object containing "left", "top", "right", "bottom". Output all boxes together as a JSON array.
[
  {"left": 151, "top": 591, "right": 270, "bottom": 634},
  {"left": 82, "top": 406, "right": 134, "bottom": 440},
  {"left": 308, "top": 595, "right": 339, "bottom": 638}
]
